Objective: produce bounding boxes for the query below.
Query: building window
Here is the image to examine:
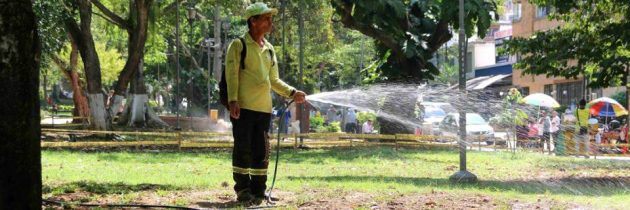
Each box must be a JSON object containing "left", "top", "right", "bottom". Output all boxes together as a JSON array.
[
  {"left": 556, "top": 81, "right": 584, "bottom": 107},
  {"left": 536, "top": 6, "right": 550, "bottom": 18},
  {"left": 521, "top": 87, "right": 529, "bottom": 96},
  {"left": 512, "top": 1, "right": 522, "bottom": 21},
  {"left": 544, "top": 84, "right": 553, "bottom": 96}
]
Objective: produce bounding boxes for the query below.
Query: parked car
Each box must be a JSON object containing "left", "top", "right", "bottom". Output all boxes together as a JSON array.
[
  {"left": 418, "top": 102, "right": 454, "bottom": 136},
  {"left": 436, "top": 113, "right": 498, "bottom": 145}
]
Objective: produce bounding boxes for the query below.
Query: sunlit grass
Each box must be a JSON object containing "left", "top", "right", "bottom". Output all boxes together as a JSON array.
[{"left": 42, "top": 147, "right": 630, "bottom": 208}]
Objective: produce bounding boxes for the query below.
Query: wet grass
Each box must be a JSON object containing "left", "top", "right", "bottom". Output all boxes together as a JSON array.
[{"left": 42, "top": 147, "right": 630, "bottom": 208}]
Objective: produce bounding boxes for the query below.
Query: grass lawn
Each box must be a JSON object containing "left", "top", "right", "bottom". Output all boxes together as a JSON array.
[{"left": 42, "top": 147, "right": 630, "bottom": 209}]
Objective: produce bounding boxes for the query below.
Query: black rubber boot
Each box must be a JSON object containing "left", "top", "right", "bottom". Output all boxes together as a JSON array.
[{"left": 236, "top": 189, "right": 254, "bottom": 203}]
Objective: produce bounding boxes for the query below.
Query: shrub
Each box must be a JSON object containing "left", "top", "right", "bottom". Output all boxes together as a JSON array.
[
  {"left": 310, "top": 115, "right": 325, "bottom": 129},
  {"left": 58, "top": 105, "right": 74, "bottom": 112},
  {"left": 326, "top": 122, "right": 341, "bottom": 132},
  {"left": 357, "top": 111, "right": 376, "bottom": 125}
]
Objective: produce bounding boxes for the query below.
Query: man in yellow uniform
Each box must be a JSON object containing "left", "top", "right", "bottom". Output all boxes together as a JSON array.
[
  {"left": 575, "top": 99, "right": 590, "bottom": 158},
  {"left": 225, "top": 2, "right": 306, "bottom": 204}
]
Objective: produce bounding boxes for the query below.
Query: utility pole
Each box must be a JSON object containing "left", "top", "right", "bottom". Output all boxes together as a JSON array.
[
  {"left": 211, "top": 36, "right": 217, "bottom": 115},
  {"left": 359, "top": 38, "right": 365, "bottom": 84},
  {"left": 297, "top": 0, "right": 305, "bottom": 143},
  {"left": 175, "top": 0, "right": 181, "bottom": 130},
  {"left": 280, "top": 0, "right": 287, "bottom": 78},
  {"left": 450, "top": 0, "right": 477, "bottom": 183},
  {"left": 187, "top": 2, "right": 196, "bottom": 131},
  {"left": 213, "top": 5, "right": 222, "bottom": 82}
]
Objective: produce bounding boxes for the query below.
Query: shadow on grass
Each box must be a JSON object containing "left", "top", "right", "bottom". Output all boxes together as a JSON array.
[
  {"left": 539, "top": 157, "right": 630, "bottom": 171},
  {"left": 278, "top": 146, "right": 457, "bottom": 163},
  {"left": 46, "top": 146, "right": 457, "bottom": 163},
  {"left": 287, "top": 175, "right": 630, "bottom": 196},
  {"left": 43, "top": 181, "right": 182, "bottom": 195}
]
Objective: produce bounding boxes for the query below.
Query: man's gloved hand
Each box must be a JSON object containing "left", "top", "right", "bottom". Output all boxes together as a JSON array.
[{"left": 293, "top": 90, "right": 306, "bottom": 104}]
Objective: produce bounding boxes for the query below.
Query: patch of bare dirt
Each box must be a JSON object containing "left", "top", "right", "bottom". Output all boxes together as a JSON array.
[{"left": 43, "top": 188, "right": 594, "bottom": 210}]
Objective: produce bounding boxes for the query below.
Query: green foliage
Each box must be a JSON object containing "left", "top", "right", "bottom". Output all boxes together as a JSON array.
[
  {"left": 148, "top": 100, "right": 159, "bottom": 108},
  {"left": 269, "top": 0, "right": 378, "bottom": 92},
  {"left": 434, "top": 63, "right": 458, "bottom": 86},
  {"left": 357, "top": 111, "right": 376, "bottom": 125},
  {"left": 489, "top": 88, "right": 528, "bottom": 128},
  {"left": 34, "top": 0, "right": 67, "bottom": 56},
  {"left": 310, "top": 115, "right": 325, "bottom": 130},
  {"left": 96, "top": 42, "right": 125, "bottom": 86},
  {"left": 505, "top": 0, "right": 630, "bottom": 89},
  {"left": 611, "top": 91, "right": 628, "bottom": 109},
  {"left": 58, "top": 105, "right": 74, "bottom": 112},
  {"left": 326, "top": 121, "right": 341, "bottom": 132},
  {"left": 361, "top": 50, "right": 390, "bottom": 84}
]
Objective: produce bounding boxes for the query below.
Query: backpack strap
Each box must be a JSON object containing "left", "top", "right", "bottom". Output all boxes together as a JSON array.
[
  {"left": 238, "top": 37, "right": 246, "bottom": 70},
  {"left": 238, "top": 37, "right": 275, "bottom": 68}
]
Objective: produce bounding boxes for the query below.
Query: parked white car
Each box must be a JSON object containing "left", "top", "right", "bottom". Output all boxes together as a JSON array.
[
  {"left": 436, "top": 113, "right": 497, "bottom": 144},
  {"left": 418, "top": 102, "right": 453, "bottom": 136}
]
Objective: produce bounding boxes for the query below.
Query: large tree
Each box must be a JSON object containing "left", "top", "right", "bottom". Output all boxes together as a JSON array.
[
  {"left": 51, "top": 39, "right": 90, "bottom": 123},
  {"left": 0, "top": 0, "right": 42, "bottom": 208},
  {"left": 331, "top": 0, "right": 497, "bottom": 81},
  {"left": 35, "top": 0, "right": 90, "bottom": 123},
  {"left": 91, "top": 0, "right": 169, "bottom": 127},
  {"left": 505, "top": 0, "right": 630, "bottom": 123},
  {"left": 64, "top": 0, "right": 109, "bottom": 130}
]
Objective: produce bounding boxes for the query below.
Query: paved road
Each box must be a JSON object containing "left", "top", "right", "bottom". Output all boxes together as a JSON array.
[{"left": 41, "top": 117, "right": 72, "bottom": 124}]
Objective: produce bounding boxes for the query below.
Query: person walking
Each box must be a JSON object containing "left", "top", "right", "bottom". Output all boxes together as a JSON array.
[
  {"left": 539, "top": 111, "right": 552, "bottom": 154},
  {"left": 575, "top": 99, "right": 590, "bottom": 158},
  {"left": 326, "top": 105, "right": 337, "bottom": 125},
  {"left": 550, "top": 110, "right": 561, "bottom": 152},
  {"left": 345, "top": 109, "right": 357, "bottom": 133},
  {"left": 225, "top": 2, "right": 306, "bottom": 204}
]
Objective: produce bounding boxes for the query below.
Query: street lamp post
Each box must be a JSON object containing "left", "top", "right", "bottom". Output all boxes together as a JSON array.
[
  {"left": 175, "top": 0, "right": 181, "bottom": 131},
  {"left": 450, "top": 0, "right": 478, "bottom": 183},
  {"left": 187, "top": 2, "right": 196, "bottom": 131},
  {"left": 206, "top": 38, "right": 213, "bottom": 117},
  {"left": 222, "top": 18, "right": 230, "bottom": 51}
]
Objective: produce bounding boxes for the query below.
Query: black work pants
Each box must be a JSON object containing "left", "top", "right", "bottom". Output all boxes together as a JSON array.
[{"left": 230, "top": 109, "right": 271, "bottom": 197}]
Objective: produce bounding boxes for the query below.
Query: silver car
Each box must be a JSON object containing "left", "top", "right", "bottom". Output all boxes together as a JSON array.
[
  {"left": 418, "top": 102, "right": 453, "bottom": 136},
  {"left": 437, "top": 113, "right": 496, "bottom": 144}
]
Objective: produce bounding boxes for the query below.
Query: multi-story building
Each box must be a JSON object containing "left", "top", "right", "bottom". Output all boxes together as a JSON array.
[
  {"left": 511, "top": 0, "right": 622, "bottom": 106},
  {"left": 458, "top": 0, "right": 515, "bottom": 92}
]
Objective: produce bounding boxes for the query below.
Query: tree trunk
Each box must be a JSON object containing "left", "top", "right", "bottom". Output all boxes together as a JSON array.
[
  {"left": 118, "top": 59, "right": 169, "bottom": 128},
  {"left": 68, "top": 70, "right": 90, "bottom": 123},
  {"left": 67, "top": 37, "right": 90, "bottom": 123},
  {"left": 0, "top": 0, "right": 42, "bottom": 208},
  {"left": 87, "top": 93, "right": 108, "bottom": 130},
  {"left": 52, "top": 38, "right": 90, "bottom": 124},
  {"left": 376, "top": 90, "right": 419, "bottom": 134},
  {"left": 110, "top": 0, "right": 153, "bottom": 97},
  {"left": 94, "top": 0, "right": 157, "bottom": 127},
  {"left": 66, "top": 0, "right": 108, "bottom": 130}
]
